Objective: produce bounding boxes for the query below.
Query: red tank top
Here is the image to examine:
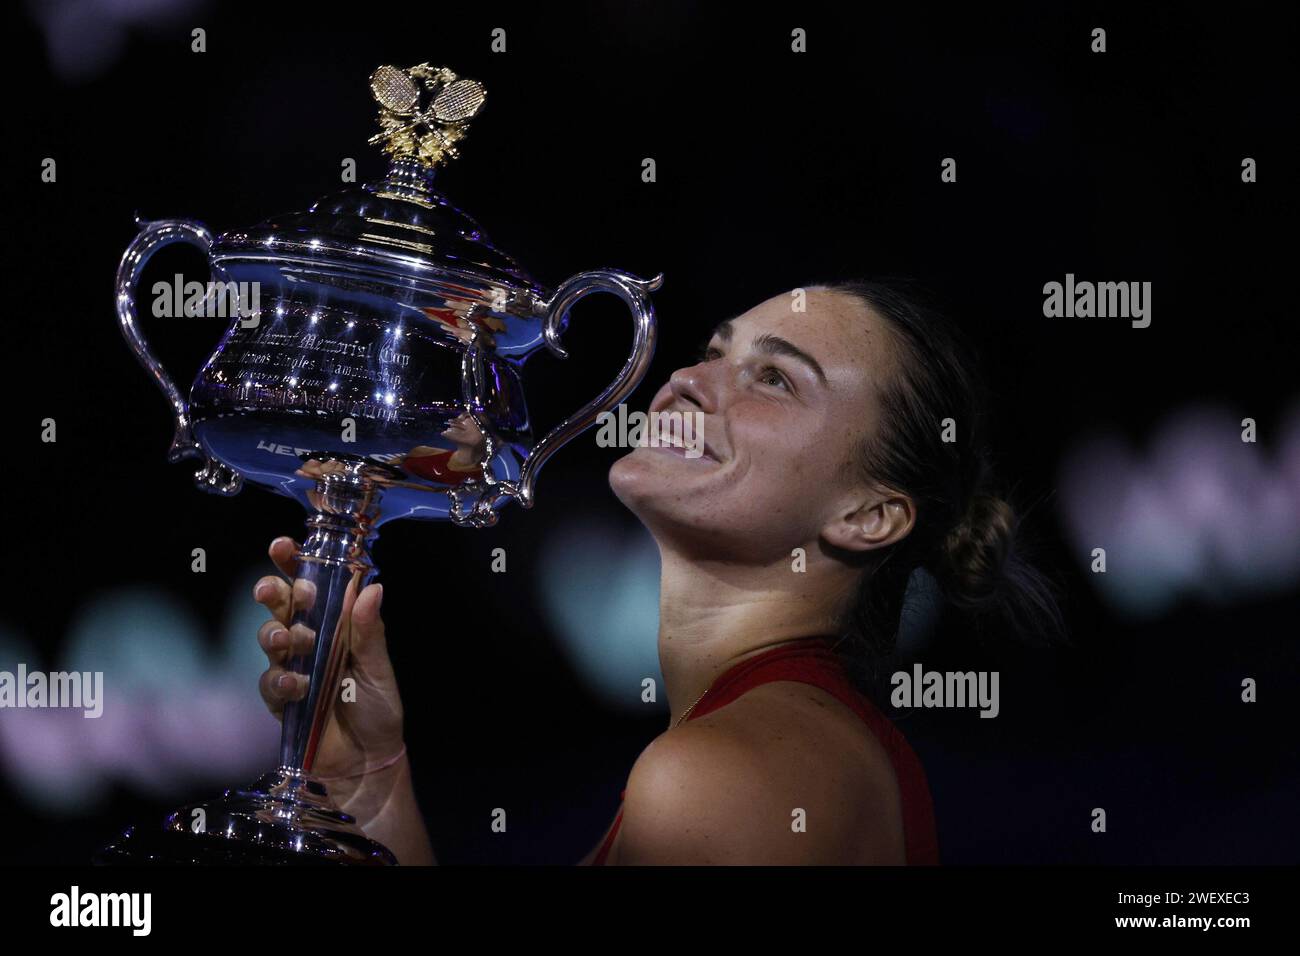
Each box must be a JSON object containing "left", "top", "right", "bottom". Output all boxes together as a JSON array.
[{"left": 588, "top": 636, "right": 940, "bottom": 865}]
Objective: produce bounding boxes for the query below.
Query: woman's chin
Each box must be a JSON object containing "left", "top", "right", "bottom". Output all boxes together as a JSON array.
[
  {"left": 607, "top": 449, "right": 683, "bottom": 512},
  {"left": 607, "top": 451, "right": 647, "bottom": 502}
]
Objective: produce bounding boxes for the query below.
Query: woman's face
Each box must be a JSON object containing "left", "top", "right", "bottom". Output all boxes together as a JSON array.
[{"left": 608, "top": 288, "right": 902, "bottom": 562}]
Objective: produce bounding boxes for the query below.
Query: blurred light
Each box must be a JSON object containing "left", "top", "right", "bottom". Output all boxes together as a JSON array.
[
  {"left": 535, "top": 519, "right": 664, "bottom": 713},
  {"left": 1058, "top": 401, "right": 1300, "bottom": 618},
  {"left": 0, "top": 575, "right": 279, "bottom": 814},
  {"left": 27, "top": 0, "right": 212, "bottom": 83}
]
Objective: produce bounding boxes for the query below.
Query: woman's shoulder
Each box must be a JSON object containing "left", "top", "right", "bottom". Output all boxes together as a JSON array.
[
  {"left": 615, "top": 683, "right": 906, "bottom": 864},
  {"left": 706, "top": 680, "right": 906, "bottom": 824}
]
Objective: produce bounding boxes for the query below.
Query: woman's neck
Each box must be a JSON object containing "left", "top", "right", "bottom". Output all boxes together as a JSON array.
[{"left": 655, "top": 545, "right": 852, "bottom": 728}]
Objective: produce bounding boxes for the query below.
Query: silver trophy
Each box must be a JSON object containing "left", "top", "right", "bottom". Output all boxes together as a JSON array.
[{"left": 95, "top": 63, "right": 660, "bottom": 864}]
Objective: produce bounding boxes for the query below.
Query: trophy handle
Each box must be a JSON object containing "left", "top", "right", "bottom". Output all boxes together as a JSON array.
[
  {"left": 515, "top": 268, "right": 661, "bottom": 508},
  {"left": 115, "top": 217, "right": 212, "bottom": 465}
]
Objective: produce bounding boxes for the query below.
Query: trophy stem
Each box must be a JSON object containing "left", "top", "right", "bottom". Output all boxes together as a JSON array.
[
  {"left": 93, "top": 456, "right": 400, "bottom": 865},
  {"left": 279, "top": 457, "right": 385, "bottom": 774}
]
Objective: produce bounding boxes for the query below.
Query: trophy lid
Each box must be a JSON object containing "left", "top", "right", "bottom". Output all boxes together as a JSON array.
[{"left": 212, "top": 64, "right": 543, "bottom": 301}]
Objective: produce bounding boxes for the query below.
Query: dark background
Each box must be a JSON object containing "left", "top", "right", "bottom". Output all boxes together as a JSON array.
[{"left": 5, "top": 0, "right": 1297, "bottom": 864}]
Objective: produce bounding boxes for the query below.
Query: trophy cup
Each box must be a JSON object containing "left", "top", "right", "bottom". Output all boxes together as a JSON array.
[{"left": 94, "top": 63, "right": 660, "bottom": 864}]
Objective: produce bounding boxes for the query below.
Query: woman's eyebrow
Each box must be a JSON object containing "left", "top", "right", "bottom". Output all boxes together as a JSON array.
[
  {"left": 709, "top": 319, "right": 828, "bottom": 388},
  {"left": 757, "top": 334, "right": 829, "bottom": 387}
]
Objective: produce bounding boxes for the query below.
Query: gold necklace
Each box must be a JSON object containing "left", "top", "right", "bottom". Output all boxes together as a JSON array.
[
  {"left": 673, "top": 689, "right": 709, "bottom": 728},
  {"left": 672, "top": 636, "right": 831, "bottom": 728}
]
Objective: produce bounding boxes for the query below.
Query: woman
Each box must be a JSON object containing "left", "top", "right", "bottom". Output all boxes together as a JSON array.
[{"left": 252, "top": 278, "right": 1065, "bottom": 865}]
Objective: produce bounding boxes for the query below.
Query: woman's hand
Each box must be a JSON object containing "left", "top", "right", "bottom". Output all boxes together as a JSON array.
[{"left": 253, "top": 536, "right": 406, "bottom": 816}]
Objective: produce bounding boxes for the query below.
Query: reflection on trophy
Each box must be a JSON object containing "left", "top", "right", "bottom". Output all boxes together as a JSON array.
[
  {"left": 398, "top": 412, "right": 490, "bottom": 487},
  {"left": 96, "top": 62, "right": 661, "bottom": 865}
]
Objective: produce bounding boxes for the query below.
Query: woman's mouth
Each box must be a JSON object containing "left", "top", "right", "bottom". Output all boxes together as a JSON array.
[{"left": 647, "top": 437, "right": 717, "bottom": 462}]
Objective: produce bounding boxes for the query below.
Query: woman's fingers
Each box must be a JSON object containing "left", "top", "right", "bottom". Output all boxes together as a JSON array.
[
  {"left": 350, "top": 583, "right": 394, "bottom": 676},
  {"left": 257, "top": 619, "right": 290, "bottom": 664},
  {"left": 253, "top": 575, "right": 317, "bottom": 625},
  {"left": 253, "top": 575, "right": 292, "bottom": 623},
  {"left": 269, "top": 536, "right": 301, "bottom": 579},
  {"left": 255, "top": 537, "right": 313, "bottom": 719},
  {"left": 257, "top": 619, "right": 317, "bottom": 665},
  {"left": 258, "top": 666, "right": 308, "bottom": 714}
]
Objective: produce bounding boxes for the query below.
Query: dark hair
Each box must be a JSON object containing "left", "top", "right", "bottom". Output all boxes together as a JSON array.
[{"left": 810, "top": 277, "right": 1069, "bottom": 695}]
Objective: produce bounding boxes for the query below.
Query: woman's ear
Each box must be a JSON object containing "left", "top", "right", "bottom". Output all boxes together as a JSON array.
[{"left": 822, "top": 491, "right": 916, "bottom": 554}]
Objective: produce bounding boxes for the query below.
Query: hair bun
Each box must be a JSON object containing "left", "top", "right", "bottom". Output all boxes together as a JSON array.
[{"left": 938, "top": 493, "right": 1016, "bottom": 609}]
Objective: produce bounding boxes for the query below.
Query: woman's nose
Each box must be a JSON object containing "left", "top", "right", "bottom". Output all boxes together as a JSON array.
[{"left": 666, "top": 363, "right": 713, "bottom": 411}]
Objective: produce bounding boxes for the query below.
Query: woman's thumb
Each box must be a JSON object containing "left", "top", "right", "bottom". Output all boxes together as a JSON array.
[{"left": 350, "top": 582, "right": 391, "bottom": 666}]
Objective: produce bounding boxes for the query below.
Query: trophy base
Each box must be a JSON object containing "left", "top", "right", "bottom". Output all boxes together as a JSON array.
[{"left": 94, "top": 769, "right": 398, "bottom": 866}]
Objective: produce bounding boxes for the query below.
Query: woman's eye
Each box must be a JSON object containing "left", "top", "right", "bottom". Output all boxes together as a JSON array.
[{"left": 694, "top": 345, "right": 789, "bottom": 391}]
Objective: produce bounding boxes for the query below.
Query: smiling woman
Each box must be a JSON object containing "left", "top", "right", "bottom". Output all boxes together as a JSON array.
[
  {"left": 591, "top": 277, "right": 1068, "bottom": 864},
  {"left": 250, "top": 276, "right": 1066, "bottom": 865}
]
